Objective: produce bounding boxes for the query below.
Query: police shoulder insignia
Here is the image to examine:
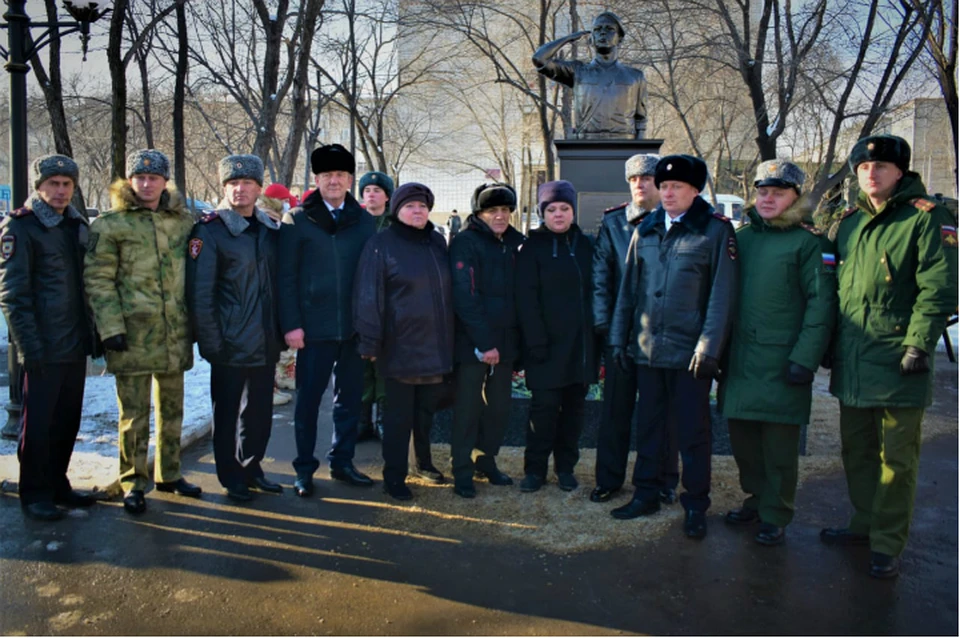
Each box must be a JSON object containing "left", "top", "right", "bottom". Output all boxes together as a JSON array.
[
  {"left": 941, "top": 224, "right": 957, "bottom": 248},
  {"left": 604, "top": 202, "right": 628, "bottom": 214},
  {"left": 199, "top": 211, "right": 220, "bottom": 224},
  {"left": 189, "top": 238, "right": 204, "bottom": 259},
  {"left": 911, "top": 197, "right": 935, "bottom": 213},
  {"left": 800, "top": 222, "right": 823, "bottom": 236},
  {"left": 713, "top": 212, "right": 733, "bottom": 224},
  {"left": 1, "top": 235, "right": 15, "bottom": 259},
  {"left": 7, "top": 207, "right": 33, "bottom": 219},
  {"left": 727, "top": 235, "right": 737, "bottom": 260}
]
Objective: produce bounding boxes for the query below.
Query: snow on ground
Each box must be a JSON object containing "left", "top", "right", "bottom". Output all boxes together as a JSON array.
[{"left": 0, "top": 347, "right": 212, "bottom": 493}]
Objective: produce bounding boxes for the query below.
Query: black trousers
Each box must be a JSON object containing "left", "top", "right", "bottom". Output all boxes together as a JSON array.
[
  {"left": 18, "top": 362, "right": 86, "bottom": 506},
  {"left": 450, "top": 361, "right": 513, "bottom": 481},
  {"left": 210, "top": 364, "right": 275, "bottom": 489},
  {"left": 633, "top": 365, "right": 712, "bottom": 512},
  {"left": 382, "top": 379, "right": 446, "bottom": 485},
  {"left": 524, "top": 384, "right": 586, "bottom": 478},
  {"left": 596, "top": 347, "right": 679, "bottom": 491}
]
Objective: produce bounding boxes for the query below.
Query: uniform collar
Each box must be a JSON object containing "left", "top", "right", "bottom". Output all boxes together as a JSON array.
[
  {"left": 26, "top": 192, "right": 86, "bottom": 228},
  {"left": 214, "top": 200, "right": 280, "bottom": 236}
]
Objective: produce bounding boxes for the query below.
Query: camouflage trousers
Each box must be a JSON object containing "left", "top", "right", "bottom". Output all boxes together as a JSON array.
[{"left": 115, "top": 372, "right": 184, "bottom": 492}]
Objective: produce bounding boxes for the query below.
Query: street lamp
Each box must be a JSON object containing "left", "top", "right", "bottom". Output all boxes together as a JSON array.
[{"left": 0, "top": 0, "right": 109, "bottom": 439}]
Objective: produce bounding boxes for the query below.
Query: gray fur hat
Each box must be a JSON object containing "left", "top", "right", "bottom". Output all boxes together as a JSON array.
[
  {"left": 126, "top": 149, "right": 170, "bottom": 179},
  {"left": 31, "top": 154, "right": 79, "bottom": 189},
  {"left": 625, "top": 154, "right": 660, "bottom": 181},
  {"left": 219, "top": 154, "right": 265, "bottom": 185},
  {"left": 754, "top": 159, "right": 806, "bottom": 193}
]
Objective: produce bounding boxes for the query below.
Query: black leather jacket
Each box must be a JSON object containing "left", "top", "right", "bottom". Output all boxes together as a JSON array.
[
  {"left": 609, "top": 196, "right": 739, "bottom": 368},
  {"left": 0, "top": 196, "right": 97, "bottom": 365},
  {"left": 592, "top": 202, "right": 649, "bottom": 339},
  {"left": 353, "top": 220, "right": 454, "bottom": 380},
  {"left": 187, "top": 207, "right": 283, "bottom": 367}
]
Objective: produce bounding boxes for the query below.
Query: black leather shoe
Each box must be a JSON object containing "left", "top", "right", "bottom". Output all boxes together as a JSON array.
[
  {"left": 383, "top": 481, "right": 413, "bottom": 501},
  {"left": 54, "top": 490, "right": 96, "bottom": 508},
  {"left": 22, "top": 501, "right": 63, "bottom": 521},
  {"left": 590, "top": 486, "right": 621, "bottom": 503},
  {"left": 249, "top": 476, "right": 283, "bottom": 494},
  {"left": 453, "top": 481, "right": 476, "bottom": 499},
  {"left": 869, "top": 552, "right": 900, "bottom": 579},
  {"left": 519, "top": 474, "right": 544, "bottom": 493},
  {"left": 123, "top": 490, "right": 146, "bottom": 515},
  {"left": 156, "top": 478, "right": 202, "bottom": 498},
  {"left": 724, "top": 507, "right": 760, "bottom": 525},
  {"left": 293, "top": 477, "right": 314, "bottom": 498},
  {"left": 820, "top": 527, "right": 869, "bottom": 546},
  {"left": 755, "top": 522, "right": 785, "bottom": 546},
  {"left": 410, "top": 465, "right": 445, "bottom": 484},
  {"left": 476, "top": 467, "right": 514, "bottom": 486},
  {"left": 557, "top": 472, "right": 578, "bottom": 492},
  {"left": 226, "top": 483, "right": 253, "bottom": 502},
  {"left": 331, "top": 466, "right": 375, "bottom": 487},
  {"left": 684, "top": 510, "right": 707, "bottom": 539},
  {"left": 611, "top": 497, "right": 660, "bottom": 520},
  {"left": 659, "top": 488, "right": 677, "bottom": 505}
]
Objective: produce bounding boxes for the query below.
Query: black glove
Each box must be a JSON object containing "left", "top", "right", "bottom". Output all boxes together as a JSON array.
[
  {"left": 612, "top": 346, "right": 632, "bottom": 373},
  {"left": 594, "top": 323, "right": 609, "bottom": 337},
  {"left": 102, "top": 334, "right": 129, "bottom": 352},
  {"left": 786, "top": 362, "right": 815, "bottom": 385},
  {"left": 526, "top": 345, "right": 549, "bottom": 364},
  {"left": 688, "top": 352, "right": 720, "bottom": 380},
  {"left": 22, "top": 359, "right": 44, "bottom": 377},
  {"left": 899, "top": 346, "right": 930, "bottom": 375}
]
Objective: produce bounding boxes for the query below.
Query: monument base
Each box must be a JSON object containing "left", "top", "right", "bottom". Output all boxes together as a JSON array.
[{"left": 555, "top": 139, "right": 664, "bottom": 232}]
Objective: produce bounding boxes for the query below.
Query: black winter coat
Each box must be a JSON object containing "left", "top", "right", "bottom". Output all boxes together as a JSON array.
[
  {"left": 278, "top": 190, "right": 374, "bottom": 341},
  {"left": 592, "top": 202, "right": 649, "bottom": 340},
  {"left": 0, "top": 197, "right": 97, "bottom": 365},
  {"left": 353, "top": 220, "right": 455, "bottom": 380},
  {"left": 609, "top": 196, "right": 738, "bottom": 369},
  {"left": 187, "top": 207, "right": 283, "bottom": 367},
  {"left": 515, "top": 224, "right": 598, "bottom": 390},
  {"left": 449, "top": 215, "right": 525, "bottom": 363}
]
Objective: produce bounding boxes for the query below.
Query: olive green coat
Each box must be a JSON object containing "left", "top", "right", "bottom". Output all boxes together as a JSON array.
[
  {"left": 84, "top": 180, "right": 195, "bottom": 375},
  {"left": 718, "top": 201, "right": 837, "bottom": 425},
  {"left": 829, "top": 172, "right": 958, "bottom": 408}
]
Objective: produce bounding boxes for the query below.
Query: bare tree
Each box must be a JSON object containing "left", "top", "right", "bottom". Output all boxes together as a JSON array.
[{"left": 912, "top": 0, "right": 958, "bottom": 184}]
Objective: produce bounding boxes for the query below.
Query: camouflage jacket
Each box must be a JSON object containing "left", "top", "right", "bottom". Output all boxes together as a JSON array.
[{"left": 84, "top": 180, "right": 195, "bottom": 375}]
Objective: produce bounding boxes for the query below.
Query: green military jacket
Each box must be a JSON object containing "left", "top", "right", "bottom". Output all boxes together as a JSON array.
[
  {"left": 718, "top": 202, "right": 837, "bottom": 425},
  {"left": 84, "top": 181, "right": 195, "bottom": 375},
  {"left": 829, "top": 172, "right": 958, "bottom": 408}
]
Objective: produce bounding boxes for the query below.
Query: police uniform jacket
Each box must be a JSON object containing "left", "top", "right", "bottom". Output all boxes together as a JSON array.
[
  {"left": 187, "top": 206, "right": 283, "bottom": 367},
  {"left": 0, "top": 195, "right": 97, "bottom": 365},
  {"left": 609, "top": 196, "right": 738, "bottom": 369},
  {"left": 449, "top": 214, "right": 525, "bottom": 364},
  {"left": 718, "top": 203, "right": 837, "bottom": 425},
  {"left": 830, "top": 172, "right": 958, "bottom": 408},
  {"left": 515, "top": 224, "right": 598, "bottom": 390},
  {"left": 278, "top": 189, "right": 374, "bottom": 341},
  {"left": 592, "top": 202, "right": 648, "bottom": 337}
]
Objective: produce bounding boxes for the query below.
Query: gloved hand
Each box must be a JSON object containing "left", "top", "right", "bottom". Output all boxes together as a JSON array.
[
  {"left": 612, "top": 346, "right": 632, "bottom": 373},
  {"left": 526, "top": 345, "right": 549, "bottom": 364},
  {"left": 785, "top": 362, "right": 815, "bottom": 385},
  {"left": 688, "top": 352, "right": 720, "bottom": 380},
  {"left": 594, "top": 324, "right": 609, "bottom": 337},
  {"left": 102, "top": 334, "right": 129, "bottom": 352},
  {"left": 22, "top": 359, "right": 44, "bottom": 377},
  {"left": 899, "top": 346, "right": 930, "bottom": 375}
]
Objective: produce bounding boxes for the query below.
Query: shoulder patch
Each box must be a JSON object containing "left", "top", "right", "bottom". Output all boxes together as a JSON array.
[
  {"left": 712, "top": 212, "right": 733, "bottom": 224},
  {"left": 604, "top": 202, "right": 629, "bottom": 214},
  {"left": 1, "top": 235, "right": 15, "bottom": 259},
  {"left": 727, "top": 236, "right": 738, "bottom": 260},
  {"left": 199, "top": 211, "right": 220, "bottom": 224},
  {"left": 7, "top": 207, "right": 33, "bottom": 219},
  {"left": 189, "top": 237, "right": 204, "bottom": 259},
  {"left": 941, "top": 224, "right": 957, "bottom": 248},
  {"left": 799, "top": 222, "right": 823, "bottom": 236},
  {"left": 910, "top": 197, "right": 935, "bottom": 213}
]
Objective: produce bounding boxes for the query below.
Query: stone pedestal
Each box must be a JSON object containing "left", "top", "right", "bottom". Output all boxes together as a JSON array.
[{"left": 555, "top": 139, "right": 664, "bottom": 232}]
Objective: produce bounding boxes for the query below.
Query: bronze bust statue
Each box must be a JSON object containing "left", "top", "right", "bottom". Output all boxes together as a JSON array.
[{"left": 533, "top": 12, "right": 647, "bottom": 140}]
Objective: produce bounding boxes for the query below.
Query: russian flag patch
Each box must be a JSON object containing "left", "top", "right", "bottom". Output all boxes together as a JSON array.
[
  {"left": 822, "top": 252, "right": 836, "bottom": 271},
  {"left": 942, "top": 225, "right": 957, "bottom": 247}
]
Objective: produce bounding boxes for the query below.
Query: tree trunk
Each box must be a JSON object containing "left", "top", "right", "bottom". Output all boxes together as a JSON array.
[
  {"left": 251, "top": 0, "right": 287, "bottom": 162},
  {"left": 108, "top": 0, "right": 130, "bottom": 181},
  {"left": 173, "top": 0, "right": 188, "bottom": 196}
]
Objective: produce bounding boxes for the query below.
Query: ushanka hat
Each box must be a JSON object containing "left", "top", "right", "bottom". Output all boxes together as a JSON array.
[
  {"left": 219, "top": 154, "right": 265, "bottom": 185},
  {"left": 126, "top": 149, "right": 170, "bottom": 180},
  {"left": 625, "top": 154, "right": 660, "bottom": 181},
  {"left": 849, "top": 134, "right": 911, "bottom": 173},
  {"left": 754, "top": 159, "right": 806, "bottom": 193},
  {"left": 31, "top": 154, "right": 79, "bottom": 189},
  {"left": 311, "top": 144, "right": 356, "bottom": 175},
  {"left": 654, "top": 154, "right": 707, "bottom": 191},
  {"left": 359, "top": 171, "right": 395, "bottom": 199},
  {"left": 471, "top": 183, "right": 517, "bottom": 214}
]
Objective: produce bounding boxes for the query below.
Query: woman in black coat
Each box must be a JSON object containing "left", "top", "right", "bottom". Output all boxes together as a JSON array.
[
  {"left": 515, "top": 180, "right": 598, "bottom": 493},
  {"left": 353, "top": 183, "right": 454, "bottom": 501}
]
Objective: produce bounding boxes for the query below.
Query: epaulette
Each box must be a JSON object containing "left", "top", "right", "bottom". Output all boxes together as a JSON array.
[
  {"left": 198, "top": 211, "right": 220, "bottom": 224},
  {"left": 604, "top": 202, "right": 629, "bottom": 214},
  {"left": 7, "top": 207, "right": 33, "bottom": 218},
  {"left": 840, "top": 206, "right": 858, "bottom": 220},
  {"left": 712, "top": 212, "right": 733, "bottom": 224},
  {"left": 799, "top": 222, "right": 823, "bottom": 236},
  {"left": 910, "top": 197, "right": 936, "bottom": 213}
]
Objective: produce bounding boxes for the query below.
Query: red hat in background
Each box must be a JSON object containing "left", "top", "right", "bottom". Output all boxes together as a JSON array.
[{"left": 264, "top": 183, "right": 299, "bottom": 207}]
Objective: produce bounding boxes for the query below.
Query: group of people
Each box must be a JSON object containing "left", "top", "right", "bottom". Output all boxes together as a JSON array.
[{"left": 0, "top": 133, "right": 954, "bottom": 581}]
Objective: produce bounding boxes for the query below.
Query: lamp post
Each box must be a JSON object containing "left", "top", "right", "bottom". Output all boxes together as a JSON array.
[{"left": 0, "top": 0, "right": 109, "bottom": 439}]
